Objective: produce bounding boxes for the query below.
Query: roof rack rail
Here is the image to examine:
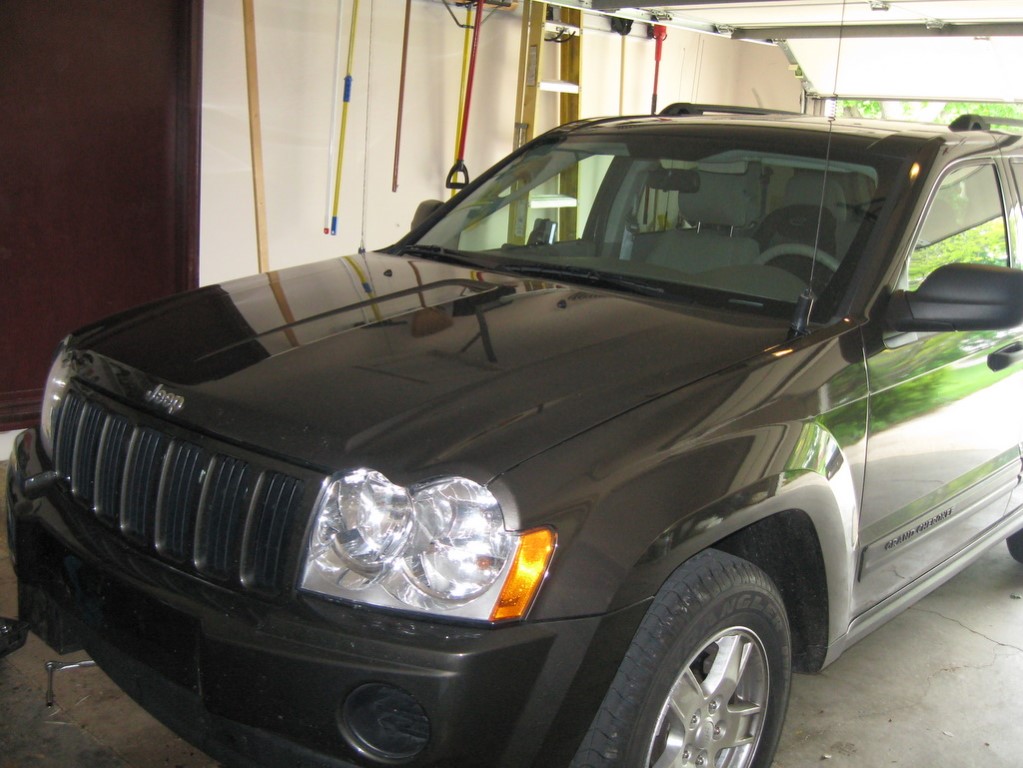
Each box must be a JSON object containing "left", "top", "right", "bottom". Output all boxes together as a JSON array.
[
  {"left": 950, "top": 114, "right": 1023, "bottom": 132},
  {"left": 659, "top": 102, "right": 798, "bottom": 117}
]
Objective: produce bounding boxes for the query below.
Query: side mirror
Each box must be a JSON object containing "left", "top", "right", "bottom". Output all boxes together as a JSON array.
[
  {"left": 411, "top": 199, "right": 444, "bottom": 232},
  {"left": 887, "top": 263, "right": 1023, "bottom": 333}
]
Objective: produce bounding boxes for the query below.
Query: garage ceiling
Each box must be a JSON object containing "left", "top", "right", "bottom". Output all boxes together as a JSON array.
[{"left": 546, "top": 1, "right": 1023, "bottom": 101}]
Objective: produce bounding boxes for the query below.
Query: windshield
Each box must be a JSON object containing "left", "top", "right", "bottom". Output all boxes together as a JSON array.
[{"left": 413, "top": 129, "right": 899, "bottom": 320}]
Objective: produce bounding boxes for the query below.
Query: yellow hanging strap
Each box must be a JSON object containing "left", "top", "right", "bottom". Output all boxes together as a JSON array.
[
  {"left": 454, "top": 4, "right": 473, "bottom": 166},
  {"left": 329, "top": 0, "right": 361, "bottom": 235}
]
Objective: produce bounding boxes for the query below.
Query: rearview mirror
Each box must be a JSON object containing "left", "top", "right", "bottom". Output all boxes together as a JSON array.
[{"left": 887, "top": 263, "right": 1023, "bottom": 333}]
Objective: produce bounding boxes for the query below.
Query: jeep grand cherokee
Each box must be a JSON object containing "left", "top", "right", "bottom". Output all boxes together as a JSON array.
[{"left": 9, "top": 107, "right": 1023, "bottom": 767}]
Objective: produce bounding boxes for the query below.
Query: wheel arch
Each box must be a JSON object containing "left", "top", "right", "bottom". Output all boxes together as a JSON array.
[
  {"left": 713, "top": 509, "right": 830, "bottom": 673},
  {"left": 523, "top": 420, "right": 862, "bottom": 645}
]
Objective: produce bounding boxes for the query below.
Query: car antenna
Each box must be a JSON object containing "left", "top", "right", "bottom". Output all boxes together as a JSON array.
[
  {"left": 790, "top": 97, "right": 834, "bottom": 339},
  {"left": 790, "top": 95, "right": 836, "bottom": 340},
  {"left": 788, "top": 286, "right": 815, "bottom": 338},
  {"left": 791, "top": 0, "right": 847, "bottom": 340}
]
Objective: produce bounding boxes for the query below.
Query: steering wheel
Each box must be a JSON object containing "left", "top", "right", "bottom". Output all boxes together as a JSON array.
[{"left": 757, "top": 242, "right": 840, "bottom": 273}]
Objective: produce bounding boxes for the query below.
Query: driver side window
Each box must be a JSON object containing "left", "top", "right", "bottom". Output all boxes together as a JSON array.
[{"left": 908, "top": 163, "right": 1009, "bottom": 290}]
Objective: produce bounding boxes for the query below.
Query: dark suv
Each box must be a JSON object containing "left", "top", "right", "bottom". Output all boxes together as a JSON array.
[{"left": 9, "top": 106, "right": 1023, "bottom": 768}]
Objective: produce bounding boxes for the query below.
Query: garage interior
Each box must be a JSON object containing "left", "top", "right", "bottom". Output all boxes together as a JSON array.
[{"left": 3, "top": 0, "right": 1023, "bottom": 765}]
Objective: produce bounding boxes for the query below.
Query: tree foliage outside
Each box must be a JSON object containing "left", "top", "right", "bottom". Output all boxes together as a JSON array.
[
  {"left": 839, "top": 100, "right": 1023, "bottom": 124},
  {"left": 910, "top": 218, "right": 1007, "bottom": 288},
  {"left": 907, "top": 164, "right": 1009, "bottom": 288}
]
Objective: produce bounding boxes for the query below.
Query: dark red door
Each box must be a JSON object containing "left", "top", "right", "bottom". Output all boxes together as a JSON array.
[{"left": 0, "top": 0, "right": 202, "bottom": 430}]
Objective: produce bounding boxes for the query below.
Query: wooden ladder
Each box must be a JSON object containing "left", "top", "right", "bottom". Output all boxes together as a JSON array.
[
  {"left": 510, "top": 1, "right": 583, "bottom": 242},
  {"left": 513, "top": 1, "right": 582, "bottom": 149}
]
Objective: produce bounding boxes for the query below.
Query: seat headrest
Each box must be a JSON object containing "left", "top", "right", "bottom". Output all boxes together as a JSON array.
[
  {"left": 679, "top": 167, "right": 761, "bottom": 228},
  {"left": 784, "top": 173, "right": 847, "bottom": 221}
]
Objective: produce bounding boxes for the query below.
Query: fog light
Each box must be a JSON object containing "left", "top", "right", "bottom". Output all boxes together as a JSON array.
[{"left": 340, "top": 683, "right": 430, "bottom": 762}]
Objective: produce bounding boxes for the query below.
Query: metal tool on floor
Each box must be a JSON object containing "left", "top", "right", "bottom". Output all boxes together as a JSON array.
[
  {"left": 44, "top": 658, "right": 97, "bottom": 707},
  {"left": 0, "top": 616, "right": 29, "bottom": 659}
]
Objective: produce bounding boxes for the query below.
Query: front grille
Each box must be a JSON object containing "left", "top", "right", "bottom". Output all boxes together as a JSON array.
[{"left": 51, "top": 388, "right": 309, "bottom": 595}]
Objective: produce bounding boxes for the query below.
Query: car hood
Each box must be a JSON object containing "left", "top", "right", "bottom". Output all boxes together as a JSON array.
[{"left": 71, "top": 253, "right": 788, "bottom": 481}]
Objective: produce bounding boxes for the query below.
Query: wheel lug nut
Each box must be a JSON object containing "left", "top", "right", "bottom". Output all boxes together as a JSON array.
[{"left": 708, "top": 701, "right": 718, "bottom": 713}]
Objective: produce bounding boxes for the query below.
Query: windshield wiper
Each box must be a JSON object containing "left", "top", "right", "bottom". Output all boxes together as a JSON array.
[
  {"left": 398, "top": 249, "right": 666, "bottom": 298},
  {"left": 396, "top": 243, "right": 488, "bottom": 268},
  {"left": 494, "top": 263, "right": 666, "bottom": 298}
]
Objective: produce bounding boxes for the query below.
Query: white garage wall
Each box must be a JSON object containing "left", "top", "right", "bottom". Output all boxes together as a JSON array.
[{"left": 199, "top": 0, "right": 802, "bottom": 285}]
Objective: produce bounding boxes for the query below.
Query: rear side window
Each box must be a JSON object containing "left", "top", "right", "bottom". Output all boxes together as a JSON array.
[{"left": 909, "top": 163, "right": 1009, "bottom": 289}]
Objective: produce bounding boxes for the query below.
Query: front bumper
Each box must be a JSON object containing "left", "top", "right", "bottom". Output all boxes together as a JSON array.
[{"left": 7, "top": 430, "right": 646, "bottom": 768}]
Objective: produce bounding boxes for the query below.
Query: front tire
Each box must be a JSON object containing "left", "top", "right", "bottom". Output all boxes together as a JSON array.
[
  {"left": 1006, "top": 528, "right": 1023, "bottom": 563},
  {"left": 571, "top": 550, "right": 791, "bottom": 768}
]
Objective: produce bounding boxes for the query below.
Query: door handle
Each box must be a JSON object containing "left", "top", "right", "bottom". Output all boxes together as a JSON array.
[{"left": 988, "top": 341, "right": 1023, "bottom": 372}]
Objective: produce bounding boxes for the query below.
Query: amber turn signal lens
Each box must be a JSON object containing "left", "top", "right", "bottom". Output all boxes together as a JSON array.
[{"left": 490, "top": 527, "right": 556, "bottom": 621}]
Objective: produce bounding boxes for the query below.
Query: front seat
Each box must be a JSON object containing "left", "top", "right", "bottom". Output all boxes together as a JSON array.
[
  {"left": 756, "top": 171, "right": 845, "bottom": 256},
  {"left": 646, "top": 167, "right": 761, "bottom": 273}
]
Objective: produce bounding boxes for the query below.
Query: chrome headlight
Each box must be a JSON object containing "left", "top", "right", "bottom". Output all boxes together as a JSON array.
[
  {"left": 39, "top": 336, "right": 72, "bottom": 460},
  {"left": 306, "top": 469, "right": 414, "bottom": 589},
  {"left": 394, "top": 478, "right": 512, "bottom": 607},
  {"left": 301, "top": 470, "right": 555, "bottom": 622}
]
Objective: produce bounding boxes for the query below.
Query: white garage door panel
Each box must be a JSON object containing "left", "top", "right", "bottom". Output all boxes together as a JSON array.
[
  {"left": 789, "top": 35, "right": 1023, "bottom": 100},
  {"left": 652, "top": 2, "right": 1001, "bottom": 28},
  {"left": 581, "top": 1, "right": 1023, "bottom": 28},
  {"left": 553, "top": 1, "right": 1023, "bottom": 101}
]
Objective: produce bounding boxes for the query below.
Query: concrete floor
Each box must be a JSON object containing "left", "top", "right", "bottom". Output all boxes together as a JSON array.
[{"left": 3, "top": 459, "right": 1023, "bottom": 768}]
